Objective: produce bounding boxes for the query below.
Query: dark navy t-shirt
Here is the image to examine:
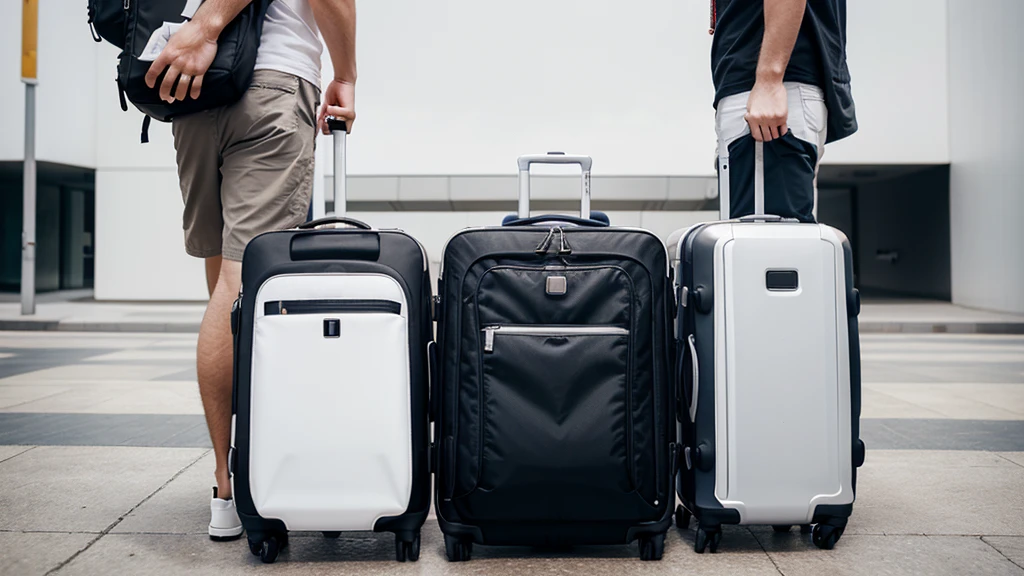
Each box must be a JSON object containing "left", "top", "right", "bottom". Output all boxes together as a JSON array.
[{"left": 710, "top": 0, "right": 858, "bottom": 143}]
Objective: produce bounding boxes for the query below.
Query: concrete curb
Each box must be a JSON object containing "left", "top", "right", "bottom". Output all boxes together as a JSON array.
[
  {"left": 858, "top": 322, "right": 1024, "bottom": 335},
  {"left": 0, "top": 321, "right": 201, "bottom": 333},
  {"left": 3, "top": 319, "right": 1024, "bottom": 334}
]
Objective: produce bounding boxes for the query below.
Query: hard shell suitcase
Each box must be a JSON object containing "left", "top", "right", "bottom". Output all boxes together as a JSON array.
[
  {"left": 433, "top": 152, "right": 676, "bottom": 561},
  {"left": 670, "top": 142, "right": 864, "bottom": 553},
  {"left": 229, "top": 119, "right": 432, "bottom": 563}
]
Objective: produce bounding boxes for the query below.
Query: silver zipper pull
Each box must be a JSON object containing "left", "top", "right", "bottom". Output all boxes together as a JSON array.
[
  {"left": 534, "top": 228, "right": 555, "bottom": 254},
  {"left": 483, "top": 327, "right": 497, "bottom": 353},
  {"left": 556, "top": 227, "right": 572, "bottom": 255}
]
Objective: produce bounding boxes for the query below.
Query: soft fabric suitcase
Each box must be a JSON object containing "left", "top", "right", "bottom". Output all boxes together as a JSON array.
[
  {"left": 670, "top": 142, "right": 865, "bottom": 553},
  {"left": 229, "top": 120, "right": 432, "bottom": 563},
  {"left": 433, "top": 152, "right": 676, "bottom": 561}
]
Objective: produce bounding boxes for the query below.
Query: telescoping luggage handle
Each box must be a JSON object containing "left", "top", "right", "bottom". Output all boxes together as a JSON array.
[
  {"left": 326, "top": 117, "right": 348, "bottom": 215},
  {"left": 517, "top": 152, "right": 593, "bottom": 220},
  {"left": 720, "top": 140, "right": 795, "bottom": 222},
  {"left": 294, "top": 116, "right": 373, "bottom": 239}
]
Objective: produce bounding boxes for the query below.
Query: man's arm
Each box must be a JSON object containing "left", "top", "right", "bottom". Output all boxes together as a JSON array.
[
  {"left": 744, "top": 0, "right": 806, "bottom": 142},
  {"left": 310, "top": 0, "right": 357, "bottom": 133},
  {"left": 144, "top": 0, "right": 251, "bottom": 103}
]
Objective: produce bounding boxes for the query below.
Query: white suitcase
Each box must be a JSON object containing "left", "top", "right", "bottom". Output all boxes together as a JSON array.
[
  {"left": 670, "top": 142, "right": 865, "bottom": 553},
  {"left": 229, "top": 119, "right": 432, "bottom": 563}
]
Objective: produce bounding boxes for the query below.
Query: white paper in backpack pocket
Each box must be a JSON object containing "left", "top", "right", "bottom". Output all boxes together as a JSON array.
[
  {"left": 181, "top": 0, "right": 202, "bottom": 19},
  {"left": 138, "top": 22, "right": 183, "bottom": 62}
]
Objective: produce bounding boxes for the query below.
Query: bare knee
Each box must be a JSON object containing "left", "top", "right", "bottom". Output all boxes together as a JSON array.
[
  {"left": 214, "top": 259, "right": 242, "bottom": 300},
  {"left": 204, "top": 256, "right": 223, "bottom": 296}
]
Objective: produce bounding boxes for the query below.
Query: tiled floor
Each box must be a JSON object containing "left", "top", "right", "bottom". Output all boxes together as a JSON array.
[{"left": 0, "top": 330, "right": 1022, "bottom": 575}]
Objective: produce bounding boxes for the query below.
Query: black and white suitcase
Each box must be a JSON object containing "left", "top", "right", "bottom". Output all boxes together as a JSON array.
[
  {"left": 670, "top": 142, "right": 865, "bottom": 553},
  {"left": 229, "top": 119, "right": 432, "bottom": 563},
  {"left": 433, "top": 152, "right": 676, "bottom": 561}
]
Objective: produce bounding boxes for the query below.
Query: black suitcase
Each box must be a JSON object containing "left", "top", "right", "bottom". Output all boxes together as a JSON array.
[
  {"left": 433, "top": 152, "right": 677, "bottom": 561},
  {"left": 670, "top": 141, "right": 864, "bottom": 553},
  {"left": 229, "top": 120, "right": 432, "bottom": 563}
]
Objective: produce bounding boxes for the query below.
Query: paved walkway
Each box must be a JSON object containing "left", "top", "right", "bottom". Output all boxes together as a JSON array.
[
  {"left": 2, "top": 297, "right": 1024, "bottom": 334},
  {"left": 0, "top": 330, "right": 1022, "bottom": 574}
]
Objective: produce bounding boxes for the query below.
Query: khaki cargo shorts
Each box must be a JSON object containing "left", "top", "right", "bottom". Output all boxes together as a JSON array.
[{"left": 172, "top": 70, "right": 320, "bottom": 261}]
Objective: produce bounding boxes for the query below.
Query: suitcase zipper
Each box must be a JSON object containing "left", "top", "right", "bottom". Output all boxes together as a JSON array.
[
  {"left": 263, "top": 299, "right": 401, "bottom": 316},
  {"left": 482, "top": 325, "right": 629, "bottom": 353}
]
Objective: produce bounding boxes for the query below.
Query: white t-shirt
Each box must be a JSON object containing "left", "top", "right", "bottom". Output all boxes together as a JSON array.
[{"left": 254, "top": 0, "right": 323, "bottom": 89}]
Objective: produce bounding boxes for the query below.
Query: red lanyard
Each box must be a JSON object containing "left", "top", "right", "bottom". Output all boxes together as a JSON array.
[{"left": 709, "top": 0, "right": 717, "bottom": 34}]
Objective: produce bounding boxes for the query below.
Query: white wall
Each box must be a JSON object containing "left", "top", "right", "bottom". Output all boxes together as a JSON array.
[
  {"left": 826, "top": 0, "right": 949, "bottom": 165},
  {"left": 1, "top": 1, "right": 98, "bottom": 166},
  {"left": 0, "top": 2, "right": 25, "bottom": 160},
  {"left": 4, "top": 0, "right": 953, "bottom": 171},
  {"left": 37, "top": 3, "right": 99, "bottom": 167},
  {"left": 94, "top": 170, "right": 208, "bottom": 301},
  {"left": 92, "top": 38, "right": 198, "bottom": 300},
  {"left": 349, "top": 0, "right": 949, "bottom": 176},
  {"left": 948, "top": 0, "right": 1024, "bottom": 314}
]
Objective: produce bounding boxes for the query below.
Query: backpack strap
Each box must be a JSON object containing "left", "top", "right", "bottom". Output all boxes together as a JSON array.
[
  {"left": 117, "top": 80, "right": 128, "bottom": 112},
  {"left": 140, "top": 116, "right": 151, "bottom": 144}
]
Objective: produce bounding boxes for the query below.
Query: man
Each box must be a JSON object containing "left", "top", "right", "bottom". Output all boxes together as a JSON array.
[
  {"left": 144, "top": 0, "right": 357, "bottom": 540},
  {"left": 710, "top": 0, "right": 856, "bottom": 221}
]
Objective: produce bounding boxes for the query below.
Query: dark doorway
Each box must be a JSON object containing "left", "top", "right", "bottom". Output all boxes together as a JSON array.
[
  {"left": 0, "top": 162, "right": 96, "bottom": 293},
  {"left": 818, "top": 164, "right": 951, "bottom": 301}
]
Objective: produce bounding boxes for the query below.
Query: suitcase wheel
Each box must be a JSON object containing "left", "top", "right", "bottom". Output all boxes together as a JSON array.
[
  {"left": 771, "top": 525, "right": 792, "bottom": 533},
  {"left": 694, "top": 526, "right": 722, "bottom": 554},
  {"left": 674, "top": 505, "right": 692, "bottom": 530},
  {"left": 259, "top": 536, "right": 281, "bottom": 564},
  {"left": 246, "top": 531, "right": 287, "bottom": 564},
  {"left": 638, "top": 533, "right": 665, "bottom": 561},
  {"left": 812, "top": 523, "right": 844, "bottom": 550},
  {"left": 444, "top": 534, "right": 472, "bottom": 562},
  {"left": 395, "top": 532, "right": 421, "bottom": 562}
]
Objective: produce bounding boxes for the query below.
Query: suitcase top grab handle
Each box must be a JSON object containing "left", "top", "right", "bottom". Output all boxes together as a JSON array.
[
  {"left": 298, "top": 215, "right": 371, "bottom": 230},
  {"left": 517, "top": 152, "right": 592, "bottom": 220}
]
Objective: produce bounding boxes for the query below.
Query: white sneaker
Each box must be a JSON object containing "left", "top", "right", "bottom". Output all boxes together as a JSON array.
[{"left": 209, "top": 487, "right": 243, "bottom": 541}]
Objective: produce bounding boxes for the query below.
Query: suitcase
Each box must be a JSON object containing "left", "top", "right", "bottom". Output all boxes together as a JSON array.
[
  {"left": 670, "top": 141, "right": 865, "bottom": 553},
  {"left": 229, "top": 119, "right": 432, "bottom": 564},
  {"left": 433, "top": 152, "right": 676, "bottom": 561}
]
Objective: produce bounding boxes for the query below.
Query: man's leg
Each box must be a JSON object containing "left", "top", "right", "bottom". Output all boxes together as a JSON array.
[
  {"left": 205, "top": 255, "right": 222, "bottom": 296},
  {"left": 171, "top": 111, "right": 244, "bottom": 540},
  {"left": 211, "top": 69, "right": 317, "bottom": 495},
  {"left": 196, "top": 258, "right": 240, "bottom": 499}
]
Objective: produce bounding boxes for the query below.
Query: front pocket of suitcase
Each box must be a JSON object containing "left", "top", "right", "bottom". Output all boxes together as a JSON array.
[
  {"left": 465, "top": 325, "right": 641, "bottom": 522},
  {"left": 249, "top": 293, "right": 413, "bottom": 532}
]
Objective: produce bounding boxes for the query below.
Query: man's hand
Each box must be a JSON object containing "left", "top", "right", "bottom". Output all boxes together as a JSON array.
[
  {"left": 318, "top": 80, "right": 356, "bottom": 134},
  {"left": 745, "top": 79, "right": 789, "bottom": 142},
  {"left": 745, "top": 0, "right": 806, "bottom": 142},
  {"left": 144, "top": 20, "right": 219, "bottom": 103},
  {"left": 310, "top": 0, "right": 356, "bottom": 132}
]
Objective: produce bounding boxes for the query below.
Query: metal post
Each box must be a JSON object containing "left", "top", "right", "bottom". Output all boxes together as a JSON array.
[
  {"left": 21, "top": 0, "right": 39, "bottom": 316},
  {"left": 21, "top": 82, "right": 36, "bottom": 316}
]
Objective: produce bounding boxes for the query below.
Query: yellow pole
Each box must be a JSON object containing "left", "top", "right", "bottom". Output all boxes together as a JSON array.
[{"left": 22, "top": 0, "right": 38, "bottom": 82}]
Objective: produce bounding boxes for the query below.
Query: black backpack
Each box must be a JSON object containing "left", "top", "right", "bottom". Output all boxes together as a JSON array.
[{"left": 88, "top": 0, "right": 272, "bottom": 142}]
